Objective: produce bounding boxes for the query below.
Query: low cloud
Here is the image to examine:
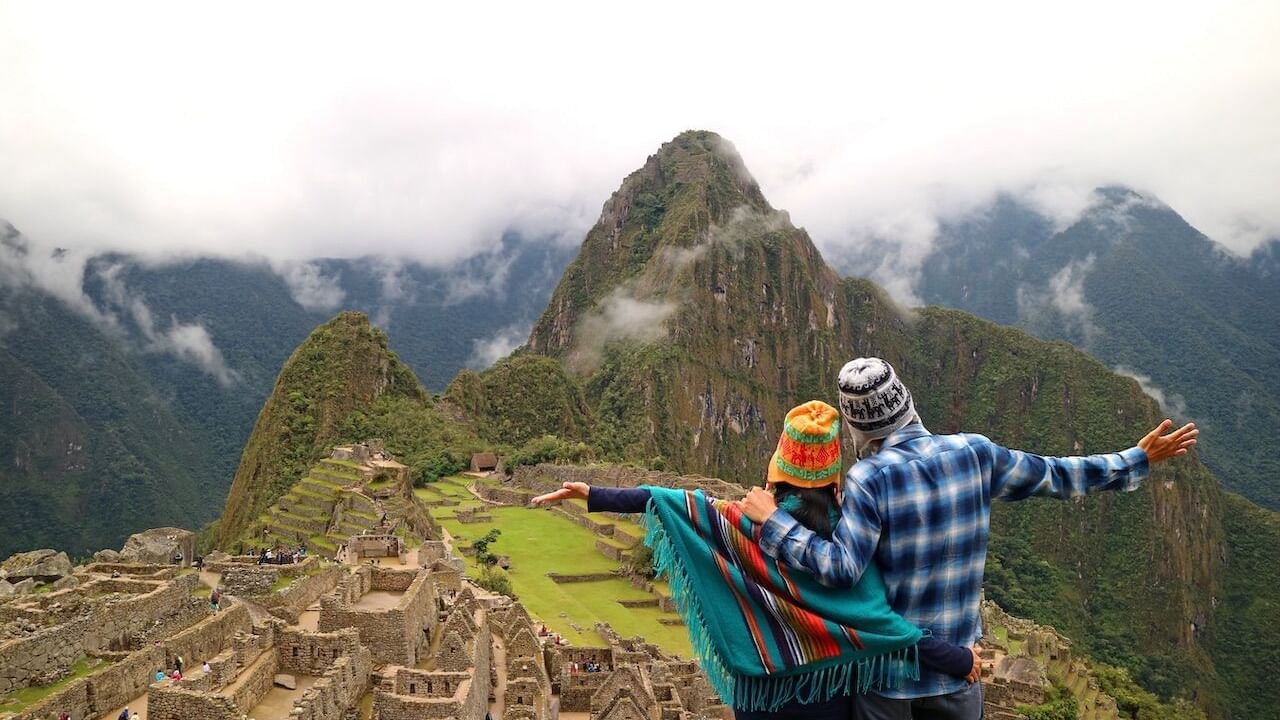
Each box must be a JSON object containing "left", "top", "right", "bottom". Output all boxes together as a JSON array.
[
  {"left": 370, "top": 257, "right": 417, "bottom": 328},
  {"left": 274, "top": 261, "right": 346, "bottom": 312},
  {"left": 97, "top": 264, "right": 241, "bottom": 386},
  {"left": 467, "top": 322, "right": 530, "bottom": 370},
  {"left": 1114, "top": 366, "right": 1188, "bottom": 420},
  {"left": 569, "top": 289, "right": 677, "bottom": 371},
  {"left": 1016, "top": 255, "right": 1099, "bottom": 345},
  {"left": 2, "top": 2, "right": 1276, "bottom": 291}
]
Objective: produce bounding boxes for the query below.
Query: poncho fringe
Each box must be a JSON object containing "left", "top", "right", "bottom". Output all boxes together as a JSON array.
[{"left": 642, "top": 489, "right": 921, "bottom": 712}]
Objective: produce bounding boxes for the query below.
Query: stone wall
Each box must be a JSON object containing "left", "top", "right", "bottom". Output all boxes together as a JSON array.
[
  {"left": 6, "top": 603, "right": 250, "bottom": 720},
  {"left": 512, "top": 464, "right": 746, "bottom": 501},
  {"left": 546, "top": 572, "right": 618, "bottom": 584},
  {"left": 80, "top": 563, "right": 180, "bottom": 579},
  {"left": 373, "top": 619, "right": 490, "bottom": 720},
  {"left": 288, "top": 649, "right": 372, "bottom": 720},
  {"left": 318, "top": 568, "right": 435, "bottom": 666},
  {"left": 147, "top": 683, "right": 243, "bottom": 720},
  {"left": 221, "top": 566, "right": 278, "bottom": 596},
  {"left": 370, "top": 567, "right": 417, "bottom": 593},
  {"left": 259, "top": 566, "right": 343, "bottom": 622},
  {"left": 277, "top": 627, "right": 362, "bottom": 676},
  {"left": 0, "top": 574, "right": 203, "bottom": 695},
  {"left": 226, "top": 649, "right": 279, "bottom": 713},
  {"left": 163, "top": 602, "right": 252, "bottom": 673}
]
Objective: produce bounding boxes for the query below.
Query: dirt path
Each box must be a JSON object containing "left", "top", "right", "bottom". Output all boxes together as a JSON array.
[
  {"left": 489, "top": 634, "right": 507, "bottom": 718},
  {"left": 246, "top": 675, "right": 318, "bottom": 718},
  {"left": 98, "top": 692, "right": 148, "bottom": 720}
]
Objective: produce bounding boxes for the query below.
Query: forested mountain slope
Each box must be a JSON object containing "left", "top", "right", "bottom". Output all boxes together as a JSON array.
[{"left": 836, "top": 191, "right": 1280, "bottom": 509}]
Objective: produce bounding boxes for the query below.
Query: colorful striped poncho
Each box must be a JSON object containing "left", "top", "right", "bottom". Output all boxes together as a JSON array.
[{"left": 643, "top": 486, "right": 922, "bottom": 712}]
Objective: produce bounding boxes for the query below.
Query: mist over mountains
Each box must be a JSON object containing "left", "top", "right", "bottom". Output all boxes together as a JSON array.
[
  {"left": 0, "top": 227, "right": 573, "bottom": 557},
  {"left": 829, "top": 189, "right": 1280, "bottom": 509}
]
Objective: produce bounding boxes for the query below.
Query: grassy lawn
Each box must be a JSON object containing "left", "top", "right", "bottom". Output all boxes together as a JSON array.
[
  {"left": 0, "top": 656, "right": 110, "bottom": 713},
  {"left": 438, "top": 505, "right": 690, "bottom": 656}
]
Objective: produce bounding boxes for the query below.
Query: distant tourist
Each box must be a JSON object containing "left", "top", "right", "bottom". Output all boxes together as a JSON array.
[
  {"left": 175, "top": 655, "right": 183, "bottom": 673},
  {"left": 118, "top": 709, "right": 130, "bottom": 720},
  {"left": 130, "top": 712, "right": 140, "bottom": 720},
  {"left": 202, "top": 660, "right": 211, "bottom": 674},
  {"left": 170, "top": 668, "right": 182, "bottom": 682},
  {"left": 154, "top": 669, "right": 165, "bottom": 683},
  {"left": 172, "top": 550, "right": 183, "bottom": 564},
  {"left": 111, "top": 570, "right": 120, "bottom": 578},
  {"left": 58, "top": 712, "right": 69, "bottom": 720}
]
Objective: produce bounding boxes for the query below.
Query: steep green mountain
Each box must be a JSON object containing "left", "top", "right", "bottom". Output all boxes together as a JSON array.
[
  {"left": 487, "top": 130, "right": 1278, "bottom": 717},
  {"left": 0, "top": 288, "right": 222, "bottom": 558},
  {"left": 215, "top": 311, "right": 425, "bottom": 545},
  {"left": 837, "top": 192, "right": 1280, "bottom": 509}
]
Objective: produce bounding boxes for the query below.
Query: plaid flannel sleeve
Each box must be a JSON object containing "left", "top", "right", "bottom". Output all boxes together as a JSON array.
[
  {"left": 975, "top": 434, "right": 1150, "bottom": 501},
  {"left": 758, "top": 463, "right": 882, "bottom": 588}
]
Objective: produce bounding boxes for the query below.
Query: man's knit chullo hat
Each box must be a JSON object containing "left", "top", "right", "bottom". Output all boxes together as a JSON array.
[{"left": 837, "top": 358, "right": 916, "bottom": 457}]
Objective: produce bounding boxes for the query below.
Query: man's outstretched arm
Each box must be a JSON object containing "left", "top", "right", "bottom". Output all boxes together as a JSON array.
[{"left": 985, "top": 419, "right": 1197, "bottom": 501}]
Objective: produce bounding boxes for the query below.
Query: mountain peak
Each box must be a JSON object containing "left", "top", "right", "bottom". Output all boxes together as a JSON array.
[
  {"left": 216, "top": 310, "right": 424, "bottom": 545},
  {"left": 528, "top": 131, "right": 828, "bottom": 359}
]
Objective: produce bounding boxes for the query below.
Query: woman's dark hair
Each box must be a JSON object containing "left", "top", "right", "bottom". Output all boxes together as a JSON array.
[{"left": 771, "top": 482, "right": 838, "bottom": 540}]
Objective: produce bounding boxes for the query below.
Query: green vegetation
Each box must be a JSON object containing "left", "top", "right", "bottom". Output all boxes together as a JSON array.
[
  {"left": 0, "top": 656, "right": 110, "bottom": 713},
  {"left": 1091, "top": 664, "right": 1206, "bottom": 720},
  {"left": 438, "top": 504, "right": 690, "bottom": 655},
  {"left": 505, "top": 435, "right": 592, "bottom": 475},
  {"left": 1017, "top": 683, "right": 1079, "bottom": 720},
  {"left": 444, "top": 352, "right": 593, "bottom": 446},
  {"left": 217, "top": 312, "right": 425, "bottom": 546}
]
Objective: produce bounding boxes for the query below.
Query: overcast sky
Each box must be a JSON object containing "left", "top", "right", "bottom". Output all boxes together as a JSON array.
[{"left": 2, "top": 1, "right": 1278, "bottom": 276}]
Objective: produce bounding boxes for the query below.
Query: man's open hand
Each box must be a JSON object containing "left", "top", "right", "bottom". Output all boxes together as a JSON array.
[
  {"left": 739, "top": 487, "right": 778, "bottom": 524},
  {"left": 1138, "top": 419, "right": 1199, "bottom": 464},
  {"left": 530, "top": 482, "right": 589, "bottom": 505}
]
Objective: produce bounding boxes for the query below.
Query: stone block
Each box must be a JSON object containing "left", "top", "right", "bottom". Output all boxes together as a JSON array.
[
  {"left": 275, "top": 672, "right": 297, "bottom": 689},
  {"left": 1, "top": 549, "right": 72, "bottom": 582}
]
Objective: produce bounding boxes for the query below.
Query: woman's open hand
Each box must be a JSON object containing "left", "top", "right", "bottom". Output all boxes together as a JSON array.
[
  {"left": 966, "top": 644, "right": 983, "bottom": 684},
  {"left": 530, "top": 482, "right": 590, "bottom": 505}
]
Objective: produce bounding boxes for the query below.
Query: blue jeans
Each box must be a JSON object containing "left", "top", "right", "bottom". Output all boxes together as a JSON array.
[
  {"left": 734, "top": 695, "right": 849, "bottom": 720},
  {"left": 853, "top": 683, "right": 983, "bottom": 720}
]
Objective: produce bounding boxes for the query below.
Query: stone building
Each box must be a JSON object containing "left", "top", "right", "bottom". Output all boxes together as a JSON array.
[{"left": 318, "top": 566, "right": 436, "bottom": 666}]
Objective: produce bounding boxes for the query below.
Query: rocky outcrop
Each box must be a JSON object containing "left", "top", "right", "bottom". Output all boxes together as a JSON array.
[
  {"left": 0, "top": 549, "right": 72, "bottom": 582},
  {"left": 119, "top": 527, "right": 195, "bottom": 565},
  {"left": 93, "top": 549, "right": 121, "bottom": 563}
]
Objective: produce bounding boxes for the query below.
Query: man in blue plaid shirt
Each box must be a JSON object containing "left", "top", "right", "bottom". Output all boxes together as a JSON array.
[{"left": 740, "top": 358, "right": 1198, "bottom": 719}]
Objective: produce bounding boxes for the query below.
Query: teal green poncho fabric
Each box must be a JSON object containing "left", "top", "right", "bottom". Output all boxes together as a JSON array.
[{"left": 643, "top": 486, "right": 921, "bottom": 711}]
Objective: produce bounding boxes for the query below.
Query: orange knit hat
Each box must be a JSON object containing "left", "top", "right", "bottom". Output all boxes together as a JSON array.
[{"left": 766, "top": 401, "right": 842, "bottom": 488}]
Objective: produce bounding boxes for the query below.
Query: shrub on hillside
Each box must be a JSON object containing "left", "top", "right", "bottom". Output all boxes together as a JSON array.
[
  {"left": 477, "top": 566, "right": 515, "bottom": 598},
  {"left": 504, "top": 435, "right": 591, "bottom": 475}
]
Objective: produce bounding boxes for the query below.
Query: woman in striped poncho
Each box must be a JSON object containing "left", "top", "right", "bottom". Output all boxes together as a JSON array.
[{"left": 533, "top": 401, "right": 980, "bottom": 720}]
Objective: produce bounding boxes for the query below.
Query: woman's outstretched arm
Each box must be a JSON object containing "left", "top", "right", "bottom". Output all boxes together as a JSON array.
[{"left": 530, "top": 482, "right": 652, "bottom": 513}]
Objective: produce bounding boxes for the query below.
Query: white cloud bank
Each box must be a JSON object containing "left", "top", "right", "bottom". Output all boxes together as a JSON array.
[
  {"left": 1114, "top": 366, "right": 1189, "bottom": 420},
  {"left": 0, "top": 225, "right": 240, "bottom": 384},
  {"left": 0, "top": 1, "right": 1277, "bottom": 285}
]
